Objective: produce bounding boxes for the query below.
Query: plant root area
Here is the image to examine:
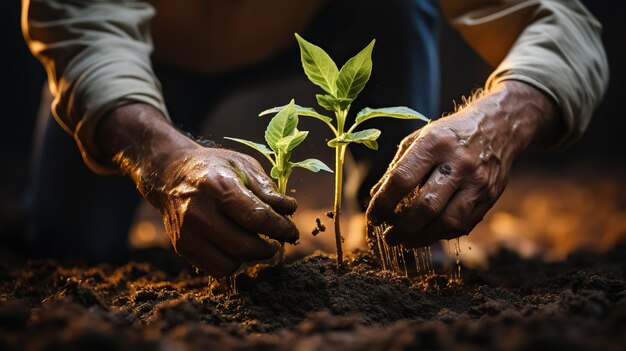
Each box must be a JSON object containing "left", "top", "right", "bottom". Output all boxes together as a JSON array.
[{"left": 1, "top": 245, "right": 625, "bottom": 351}]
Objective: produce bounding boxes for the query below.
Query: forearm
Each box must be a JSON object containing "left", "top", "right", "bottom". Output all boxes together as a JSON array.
[
  {"left": 23, "top": 0, "right": 168, "bottom": 173},
  {"left": 441, "top": 0, "right": 609, "bottom": 147}
]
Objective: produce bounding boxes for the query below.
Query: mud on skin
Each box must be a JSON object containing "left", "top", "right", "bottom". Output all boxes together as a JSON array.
[{"left": 0, "top": 244, "right": 625, "bottom": 351}]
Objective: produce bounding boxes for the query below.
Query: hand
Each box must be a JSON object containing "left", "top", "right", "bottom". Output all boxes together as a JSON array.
[
  {"left": 366, "top": 81, "right": 562, "bottom": 248},
  {"left": 96, "top": 104, "right": 298, "bottom": 277}
]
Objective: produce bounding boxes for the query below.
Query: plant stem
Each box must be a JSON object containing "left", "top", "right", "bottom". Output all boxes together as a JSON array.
[
  {"left": 333, "top": 143, "right": 347, "bottom": 271},
  {"left": 277, "top": 176, "right": 288, "bottom": 195}
]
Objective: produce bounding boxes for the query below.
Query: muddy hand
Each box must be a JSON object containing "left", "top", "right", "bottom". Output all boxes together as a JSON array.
[
  {"left": 366, "top": 81, "right": 562, "bottom": 248},
  {"left": 96, "top": 104, "right": 298, "bottom": 278}
]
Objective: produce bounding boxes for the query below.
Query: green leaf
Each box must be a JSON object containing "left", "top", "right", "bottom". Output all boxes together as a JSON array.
[
  {"left": 316, "top": 94, "right": 351, "bottom": 112},
  {"left": 223, "top": 137, "right": 274, "bottom": 156},
  {"left": 354, "top": 106, "right": 430, "bottom": 125},
  {"left": 336, "top": 39, "right": 375, "bottom": 102},
  {"left": 346, "top": 128, "right": 381, "bottom": 143},
  {"left": 276, "top": 130, "right": 308, "bottom": 152},
  {"left": 326, "top": 129, "right": 381, "bottom": 148},
  {"left": 265, "top": 99, "right": 298, "bottom": 152},
  {"left": 259, "top": 104, "right": 333, "bottom": 124},
  {"left": 270, "top": 165, "right": 281, "bottom": 180},
  {"left": 295, "top": 33, "right": 339, "bottom": 96},
  {"left": 291, "top": 159, "right": 333, "bottom": 173}
]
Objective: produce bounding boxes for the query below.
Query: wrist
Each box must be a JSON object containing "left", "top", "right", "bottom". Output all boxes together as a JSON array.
[
  {"left": 95, "top": 103, "right": 198, "bottom": 183},
  {"left": 488, "top": 80, "right": 564, "bottom": 155}
]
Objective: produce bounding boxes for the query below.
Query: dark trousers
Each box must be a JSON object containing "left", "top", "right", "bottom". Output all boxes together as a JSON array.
[{"left": 26, "top": 0, "right": 441, "bottom": 261}]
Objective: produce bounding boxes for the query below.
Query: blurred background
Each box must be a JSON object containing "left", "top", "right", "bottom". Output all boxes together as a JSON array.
[{"left": 1, "top": 1, "right": 625, "bottom": 266}]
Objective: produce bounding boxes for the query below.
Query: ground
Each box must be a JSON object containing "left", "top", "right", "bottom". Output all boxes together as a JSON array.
[{"left": 1, "top": 242, "right": 625, "bottom": 351}]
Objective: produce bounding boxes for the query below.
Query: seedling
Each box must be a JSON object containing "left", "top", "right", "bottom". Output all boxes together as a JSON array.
[
  {"left": 224, "top": 99, "right": 332, "bottom": 195},
  {"left": 260, "top": 34, "right": 430, "bottom": 270}
]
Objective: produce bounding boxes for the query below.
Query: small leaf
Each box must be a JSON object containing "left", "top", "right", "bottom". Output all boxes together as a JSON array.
[
  {"left": 276, "top": 130, "right": 308, "bottom": 152},
  {"left": 260, "top": 104, "right": 333, "bottom": 124},
  {"left": 345, "top": 128, "right": 381, "bottom": 143},
  {"left": 223, "top": 137, "right": 274, "bottom": 156},
  {"left": 270, "top": 165, "right": 281, "bottom": 180},
  {"left": 316, "top": 94, "right": 351, "bottom": 112},
  {"left": 336, "top": 39, "right": 375, "bottom": 102},
  {"left": 355, "top": 106, "right": 430, "bottom": 125},
  {"left": 295, "top": 33, "right": 339, "bottom": 96},
  {"left": 291, "top": 159, "right": 333, "bottom": 173},
  {"left": 265, "top": 99, "right": 298, "bottom": 152}
]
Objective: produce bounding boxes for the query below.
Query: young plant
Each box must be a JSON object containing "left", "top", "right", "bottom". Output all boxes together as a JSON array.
[
  {"left": 224, "top": 99, "right": 332, "bottom": 195},
  {"left": 260, "top": 34, "right": 430, "bottom": 270}
]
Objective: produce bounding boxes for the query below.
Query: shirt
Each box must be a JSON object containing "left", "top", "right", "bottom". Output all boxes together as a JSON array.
[{"left": 22, "top": 0, "right": 609, "bottom": 174}]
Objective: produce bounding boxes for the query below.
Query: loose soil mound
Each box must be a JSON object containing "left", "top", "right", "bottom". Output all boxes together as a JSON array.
[{"left": 0, "top": 245, "right": 625, "bottom": 351}]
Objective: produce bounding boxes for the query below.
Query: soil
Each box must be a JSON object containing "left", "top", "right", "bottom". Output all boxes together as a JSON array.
[{"left": 0, "top": 244, "right": 625, "bottom": 351}]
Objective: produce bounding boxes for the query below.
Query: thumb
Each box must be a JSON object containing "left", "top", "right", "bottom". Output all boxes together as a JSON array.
[{"left": 247, "top": 168, "right": 298, "bottom": 215}]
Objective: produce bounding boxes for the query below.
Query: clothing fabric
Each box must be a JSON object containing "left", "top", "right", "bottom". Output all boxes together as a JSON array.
[{"left": 23, "top": 0, "right": 609, "bottom": 175}]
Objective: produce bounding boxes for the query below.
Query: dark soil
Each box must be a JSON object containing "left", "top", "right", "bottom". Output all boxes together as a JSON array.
[{"left": 1, "top": 245, "right": 625, "bottom": 351}]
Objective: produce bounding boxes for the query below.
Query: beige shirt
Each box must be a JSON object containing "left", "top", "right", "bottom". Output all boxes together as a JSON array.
[{"left": 22, "top": 0, "right": 609, "bottom": 174}]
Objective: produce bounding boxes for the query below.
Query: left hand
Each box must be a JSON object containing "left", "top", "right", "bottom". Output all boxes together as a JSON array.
[{"left": 366, "top": 81, "right": 562, "bottom": 248}]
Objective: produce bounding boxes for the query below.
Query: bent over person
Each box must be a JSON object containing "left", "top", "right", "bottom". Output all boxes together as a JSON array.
[{"left": 22, "top": 0, "right": 608, "bottom": 278}]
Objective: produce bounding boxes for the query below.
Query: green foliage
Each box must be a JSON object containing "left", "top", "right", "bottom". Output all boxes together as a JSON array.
[
  {"left": 225, "top": 99, "right": 332, "bottom": 194},
  {"left": 286, "top": 34, "right": 431, "bottom": 270},
  {"left": 289, "top": 34, "right": 429, "bottom": 141},
  {"left": 232, "top": 34, "right": 431, "bottom": 270}
]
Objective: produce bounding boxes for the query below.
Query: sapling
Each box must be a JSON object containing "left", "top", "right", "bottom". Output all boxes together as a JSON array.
[
  {"left": 224, "top": 99, "right": 332, "bottom": 270},
  {"left": 260, "top": 34, "right": 430, "bottom": 270},
  {"left": 225, "top": 99, "right": 333, "bottom": 195}
]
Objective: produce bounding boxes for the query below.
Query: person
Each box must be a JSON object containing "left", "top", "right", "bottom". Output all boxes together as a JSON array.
[{"left": 22, "top": 0, "right": 608, "bottom": 278}]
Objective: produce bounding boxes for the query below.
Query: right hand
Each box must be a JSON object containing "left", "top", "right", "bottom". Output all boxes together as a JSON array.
[{"left": 96, "top": 104, "right": 299, "bottom": 278}]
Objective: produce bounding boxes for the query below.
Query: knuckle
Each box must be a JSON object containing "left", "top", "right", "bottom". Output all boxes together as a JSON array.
[{"left": 417, "top": 193, "right": 442, "bottom": 216}]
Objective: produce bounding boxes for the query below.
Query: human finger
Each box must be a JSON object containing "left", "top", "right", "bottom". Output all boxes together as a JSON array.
[
  {"left": 369, "top": 133, "right": 418, "bottom": 197},
  {"left": 367, "top": 137, "right": 439, "bottom": 225},
  {"left": 201, "top": 173, "right": 299, "bottom": 243},
  {"left": 383, "top": 162, "right": 462, "bottom": 246},
  {"left": 184, "top": 197, "right": 280, "bottom": 261},
  {"left": 243, "top": 161, "right": 298, "bottom": 215}
]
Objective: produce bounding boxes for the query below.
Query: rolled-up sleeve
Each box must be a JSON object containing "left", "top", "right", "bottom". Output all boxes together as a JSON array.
[
  {"left": 22, "top": 0, "right": 170, "bottom": 174},
  {"left": 440, "top": 0, "right": 609, "bottom": 147}
]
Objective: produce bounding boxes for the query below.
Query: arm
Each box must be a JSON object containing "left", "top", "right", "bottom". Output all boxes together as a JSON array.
[
  {"left": 23, "top": 0, "right": 299, "bottom": 276},
  {"left": 367, "top": 0, "right": 608, "bottom": 247},
  {"left": 440, "top": 0, "right": 609, "bottom": 146},
  {"left": 23, "top": 0, "right": 168, "bottom": 173}
]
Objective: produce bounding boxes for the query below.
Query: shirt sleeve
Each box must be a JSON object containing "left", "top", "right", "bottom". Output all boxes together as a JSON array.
[
  {"left": 439, "top": 0, "right": 609, "bottom": 147},
  {"left": 22, "top": 0, "right": 170, "bottom": 174}
]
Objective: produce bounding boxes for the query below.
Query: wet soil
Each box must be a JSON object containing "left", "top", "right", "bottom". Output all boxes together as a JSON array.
[{"left": 0, "top": 245, "right": 625, "bottom": 351}]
